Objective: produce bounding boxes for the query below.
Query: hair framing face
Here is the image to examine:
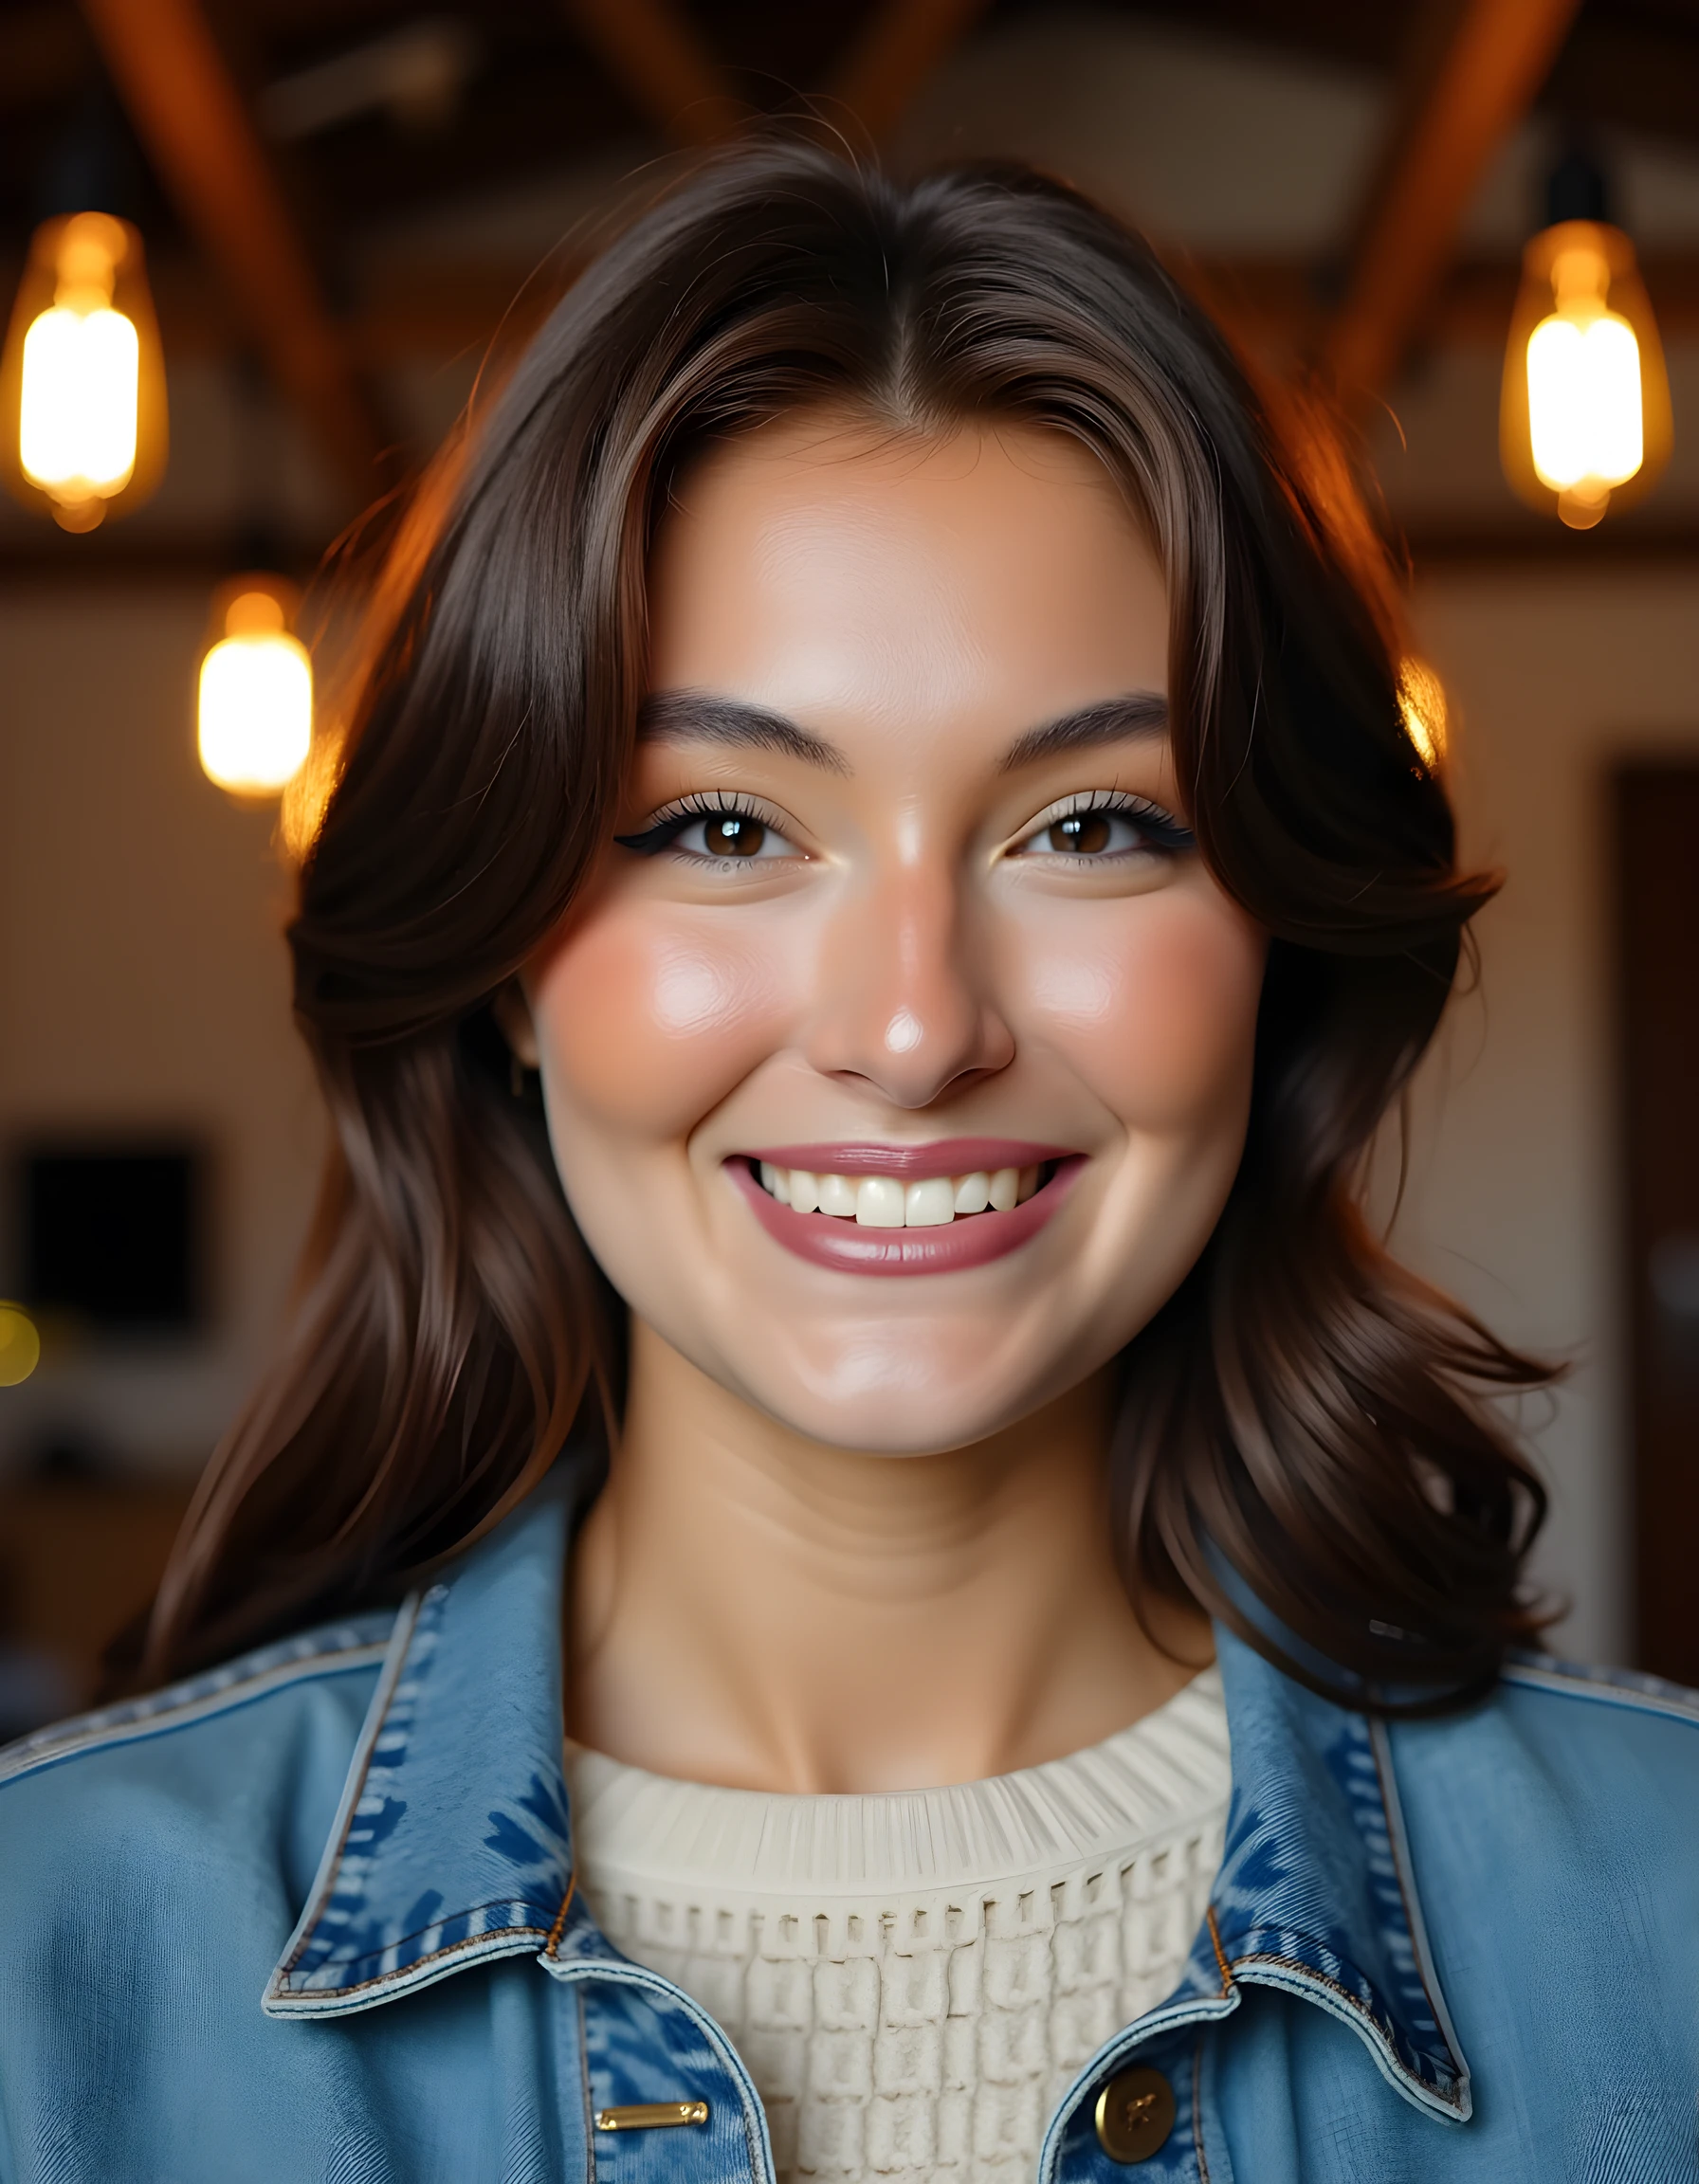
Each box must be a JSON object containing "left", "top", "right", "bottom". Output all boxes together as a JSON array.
[{"left": 141, "top": 144, "right": 1548, "bottom": 1708}]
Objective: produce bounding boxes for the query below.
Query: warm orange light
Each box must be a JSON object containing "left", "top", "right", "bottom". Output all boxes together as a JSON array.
[
  {"left": 0, "top": 1301, "right": 41, "bottom": 1389},
  {"left": 1398, "top": 659, "right": 1447, "bottom": 770},
  {"left": 2, "top": 212, "right": 167, "bottom": 530},
  {"left": 1501, "top": 220, "right": 1672, "bottom": 529},
  {"left": 199, "top": 581, "right": 313, "bottom": 797}
]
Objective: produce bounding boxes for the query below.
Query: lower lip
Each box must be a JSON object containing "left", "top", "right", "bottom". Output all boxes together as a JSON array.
[{"left": 727, "top": 1157, "right": 1085, "bottom": 1277}]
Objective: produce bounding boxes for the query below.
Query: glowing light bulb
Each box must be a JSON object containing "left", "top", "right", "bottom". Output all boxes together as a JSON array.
[
  {"left": 1500, "top": 218, "right": 1672, "bottom": 530},
  {"left": 21, "top": 298, "right": 139, "bottom": 498},
  {"left": 198, "top": 587, "right": 313, "bottom": 797},
  {"left": 1527, "top": 313, "right": 1641, "bottom": 491},
  {"left": 1398, "top": 659, "right": 1447, "bottom": 770},
  {"left": 1525, "top": 242, "right": 1644, "bottom": 524},
  {"left": 3, "top": 210, "right": 167, "bottom": 528}
]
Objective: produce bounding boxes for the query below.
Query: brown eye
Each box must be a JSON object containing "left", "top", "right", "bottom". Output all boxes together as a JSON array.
[
  {"left": 703, "top": 813, "right": 765, "bottom": 857},
  {"left": 1048, "top": 812, "right": 1112, "bottom": 854}
]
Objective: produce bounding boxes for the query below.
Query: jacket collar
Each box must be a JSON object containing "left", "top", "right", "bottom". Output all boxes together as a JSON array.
[
  {"left": 1138, "top": 1632, "right": 1470, "bottom": 2119},
  {"left": 263, "top": 1465, "right": 1470, "bottom": 2123}
]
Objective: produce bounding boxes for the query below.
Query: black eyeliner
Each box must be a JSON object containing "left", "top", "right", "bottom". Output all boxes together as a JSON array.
[
  {"left": 1035, "top": 790, "right": 1195, "bottom": 855},
  {"left": 614, "top": 817, "right": 686, "bottom": 855},
  {"left": 615, "top": 788, "right": 787, "bottom": 857}
]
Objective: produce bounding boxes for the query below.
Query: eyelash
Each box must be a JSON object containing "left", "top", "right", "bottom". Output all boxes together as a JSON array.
[
  {"left": 615, "top": 789, "right": 1196, "bottom": 864},
  {"left": 1009, "top": 791, "right": 1195, "bottom": 863},
  {"left": 614, "top": 790, "right": 799, "bottom": 862}
]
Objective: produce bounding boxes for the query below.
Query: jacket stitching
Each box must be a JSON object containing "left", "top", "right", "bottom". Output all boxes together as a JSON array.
[
  {"left": 1227, "top": 1951, "right": 1464, "bottom": 2105},
  {"left": 1191, "top": 2034, "right": 1211, "bottom": 2184},
  {"left": 1500, "top": 1660, "right": 1699, "bottom": 1726},
  {"left": 276, "top": 1591, "right": 431, "bottom": 1980},
  {"left": 575, "top": 1985, "right": 597, "bottom": 2184},
  {"left": 278, "top": 1896, "right": 565, "bottom": 1987},
  {"left": 544, "top": 1865, "right": 577, "bottom": 1957},
  {"left": 1205, "top": 1905, "right": 1233, "bottom": 1997},
  {"left": 277, "top": 1924, "right": 556, "bottom": 1999},
  {"left": 1367, "top": 1720, "right": 1453, "bottom": 2057},
  {"left": 0, "top": 1637, "right": 393, "bottom": 1787}
]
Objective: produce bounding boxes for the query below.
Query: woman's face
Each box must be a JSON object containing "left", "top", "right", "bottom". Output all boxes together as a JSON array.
[{"left": 522, "top": 416, "right": 1267, "bottom": 1453}]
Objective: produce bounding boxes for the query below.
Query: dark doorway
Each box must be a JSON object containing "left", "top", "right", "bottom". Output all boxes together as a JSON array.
[{"left": 1616, "top": 763, "right": 1699, "bottom": 1685}]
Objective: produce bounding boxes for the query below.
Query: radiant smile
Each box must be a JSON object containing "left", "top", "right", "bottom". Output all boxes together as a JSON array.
[
  {"left": 757, "top": 1159, "right": 1046, "bottom": 1226},
  {"left": 728, "top": 1140, "right": 1083, "bottom": 1275}
]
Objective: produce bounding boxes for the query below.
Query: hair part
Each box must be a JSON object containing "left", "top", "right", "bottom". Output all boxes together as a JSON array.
[{"left": 138, "top": 141, "right": 1550, "bottom": 1709}]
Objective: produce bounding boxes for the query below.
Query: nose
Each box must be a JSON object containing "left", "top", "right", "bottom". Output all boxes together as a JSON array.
[{"left": 804, "top": 855, "right": 1014, "bottom": 1108}]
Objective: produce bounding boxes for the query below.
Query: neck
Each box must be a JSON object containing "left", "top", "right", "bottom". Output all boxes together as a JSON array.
[{"left": 565, "top": 1320, "right": 1211, "bottom": 1793}]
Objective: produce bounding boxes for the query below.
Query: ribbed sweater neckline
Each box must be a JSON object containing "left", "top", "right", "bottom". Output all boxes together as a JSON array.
[{"left": 563, "top": 1665, "right": 1229, "bottom": 1903}]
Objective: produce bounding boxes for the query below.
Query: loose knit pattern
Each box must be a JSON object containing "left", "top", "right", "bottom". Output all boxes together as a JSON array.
[{"left": 565, "top": 1670, "right": 1230, "bottom": 2182}]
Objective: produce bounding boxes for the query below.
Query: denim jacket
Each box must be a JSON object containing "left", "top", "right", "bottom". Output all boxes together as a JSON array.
[{"left": 1, "top": 1466, "right": 1695, "bottom": 2183}]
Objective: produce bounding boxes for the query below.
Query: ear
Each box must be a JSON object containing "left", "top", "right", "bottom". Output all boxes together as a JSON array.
[{"left": 491, "top": 979, "right": 540, "bottom": 1068}]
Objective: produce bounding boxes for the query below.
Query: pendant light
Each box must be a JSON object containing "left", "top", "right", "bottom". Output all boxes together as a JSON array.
[
  {"left": 198, "top": 573, "right": 313, "bottom": 798},
  {"left": 1500, "top": 148, "right": 1672, "bottom": 530},
  {"left": 1, "top": 209, "right": 167, "bottom": 531},
  {"left": 198, "top": 362, "right": 313, "bottom": 802}
]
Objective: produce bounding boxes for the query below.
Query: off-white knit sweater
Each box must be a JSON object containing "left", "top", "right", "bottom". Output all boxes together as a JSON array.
[{"left": 564, "top": 1671, "right": 1231, "bottom": 2183}]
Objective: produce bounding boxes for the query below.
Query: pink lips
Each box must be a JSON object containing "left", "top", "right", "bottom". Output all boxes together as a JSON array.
[{"left": 728, "top": 1142, "right": 1084, "bottom": 1277}]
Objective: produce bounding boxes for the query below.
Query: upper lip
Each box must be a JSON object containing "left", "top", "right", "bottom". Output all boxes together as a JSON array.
[{"left": 737, "top": 1139, "right": 1077, "bottom": 1179}]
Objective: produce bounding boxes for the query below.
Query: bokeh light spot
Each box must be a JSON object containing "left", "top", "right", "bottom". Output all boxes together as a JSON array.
[{"left": 0, "top": 1302, "right": 42, "bottom": 1388}]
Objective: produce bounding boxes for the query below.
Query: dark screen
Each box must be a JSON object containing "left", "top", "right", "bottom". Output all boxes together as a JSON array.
[{"left": 20, "top": 1144, "right": 202, "bottom": 1333}]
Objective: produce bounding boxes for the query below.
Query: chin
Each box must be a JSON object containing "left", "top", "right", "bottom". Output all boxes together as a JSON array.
[
  {"left": 727, "top": 1325, "right": 1091, "bottom": 1457},
  {"left": 762, "top": 1391, "right": 1039, "bottom": 1459}
]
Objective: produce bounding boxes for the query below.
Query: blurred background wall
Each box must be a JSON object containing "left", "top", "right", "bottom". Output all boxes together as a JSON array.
[{"left": 4, "top": 0, "right": 1698, "bottom": 1720}]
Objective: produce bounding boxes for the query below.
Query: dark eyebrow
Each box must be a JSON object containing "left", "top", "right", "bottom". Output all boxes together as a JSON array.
[
  {"left": 637, "top": 690, "right": 851, "bottom": 775},
  {"left": 998, "top": 693, "right": 1169, "bottom": 772}
]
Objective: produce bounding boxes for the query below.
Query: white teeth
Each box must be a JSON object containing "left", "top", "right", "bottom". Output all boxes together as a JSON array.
[
  {"left": 817, "top": 1172, "right": 858, "bottom": 1217},
  {"left": 756, "top": 1159, "right": 1053, "bottom": 1227},
  {"left": 953, "top": 1172, "right": 991, "bottom": 1214},
  {"left": 855, "top": 1175, "right": 906, "bottom": 1227},
  {"left": 904, "top": 1176, "right": 956, "bottom": 1227}
]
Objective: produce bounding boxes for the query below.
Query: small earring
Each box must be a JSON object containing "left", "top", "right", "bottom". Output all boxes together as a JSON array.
[{"left": 509, "top": 1052, "right": 525, "bottom": 1099}]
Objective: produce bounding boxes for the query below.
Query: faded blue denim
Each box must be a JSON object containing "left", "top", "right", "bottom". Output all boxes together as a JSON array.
[{"left": 1, "top": 1463, "right": 1694, "bottom": 2181}]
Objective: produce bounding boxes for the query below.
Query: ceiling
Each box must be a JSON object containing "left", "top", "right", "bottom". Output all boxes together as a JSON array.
[
  {"left": 6, "top": 0, "right": 1699, "bottom": 267},
  {"left": 5, "top": 0, "right": 1698, "bottom": 566}
]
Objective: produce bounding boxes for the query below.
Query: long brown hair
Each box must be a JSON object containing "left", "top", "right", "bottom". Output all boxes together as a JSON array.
[{"left": 143, "top": 142, "right": 1549, "bottom": 1706}]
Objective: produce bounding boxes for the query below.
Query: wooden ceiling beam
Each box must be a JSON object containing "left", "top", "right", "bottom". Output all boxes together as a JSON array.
[
  {"left": 1323, "top": 0, "right": 1583, "bottom": 400},
  {"left": 559, "top": 0, "right": 740, "bottom": 147},
  {"left": 76, "top": 0, "right": 383, "bottom": 500},
  {"left": 0, "top": 4, "right": 89, "bottom": 112},
  {"left": 830, "top": 0, "right": 991, "bottom": 144}
]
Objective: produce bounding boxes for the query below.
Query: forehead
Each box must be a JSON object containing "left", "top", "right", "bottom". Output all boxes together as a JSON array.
[{"left": 646, "top": 415, "right": 1169, "bottom": 749}]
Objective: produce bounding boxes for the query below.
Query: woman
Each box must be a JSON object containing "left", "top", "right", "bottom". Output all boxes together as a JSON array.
[{"left": 1, "top": 146, "right": 1693, "bottom": 2184}]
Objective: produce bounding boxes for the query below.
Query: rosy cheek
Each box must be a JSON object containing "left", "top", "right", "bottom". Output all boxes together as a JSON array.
[
  {"left": 1022, "top": 894, "right": 1265, "bottom": 1125},
  {"left": 530, "top": 902, "right": 796, "bottom": 1135}
]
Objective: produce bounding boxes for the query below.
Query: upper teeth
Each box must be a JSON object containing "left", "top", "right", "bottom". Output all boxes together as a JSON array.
[{"left": 756, "top": 1163, "right": 1041, "bottom": 1226}]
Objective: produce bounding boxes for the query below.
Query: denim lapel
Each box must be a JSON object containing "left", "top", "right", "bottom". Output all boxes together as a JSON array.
[
  {"left": 265, "top": 1481, "right": 1469, "bottom": 2137},
  {"left": 1203, "top": 1627, "right": 1471, "bottom": 2116},
  {"left": 264, "top": 1469, "right": 584, "bottom": 2016},
  {"left": 1039, "top": 1624, "right": 1471, "bottom": 2177}
]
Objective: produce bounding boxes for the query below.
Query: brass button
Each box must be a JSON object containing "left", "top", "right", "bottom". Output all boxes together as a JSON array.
[{"left": 1094, "top": 2066, "right": 1176, "bottom": 2163}]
